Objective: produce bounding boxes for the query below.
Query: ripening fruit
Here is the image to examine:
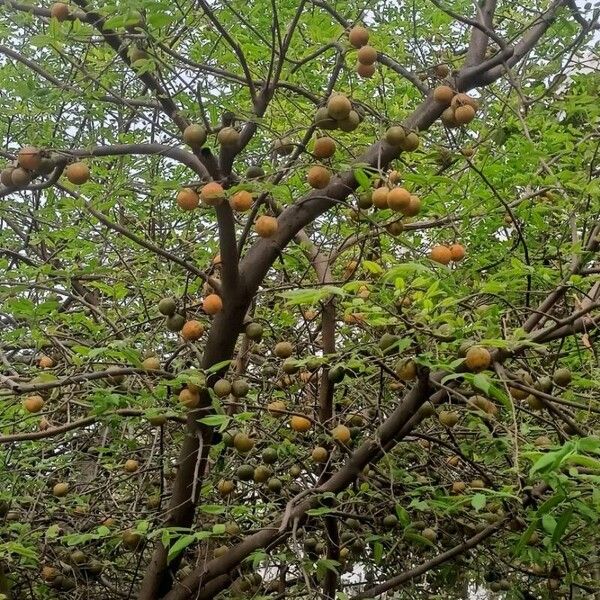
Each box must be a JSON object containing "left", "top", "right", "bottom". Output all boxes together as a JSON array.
[
  {"left": 52, "top": 482, "right": 70, "bottom": 497},
  {"left": 122, "top": 530, "right": 142, "bottom": 551},
  {"left": 387, "top": 187, "right": 411, "bottom": 212},
  {"left": 327, "top": 94, "right": 352, "bottom": 121},
  {"left": 357, "top": 45, "right": 377, "bottom": 65},
  {"left": 338, "top": 110, "right": 360, "bottom": 132},
  {"left": 181, "top": 320, "right": 204, "bottom": 341},
  {"left": 395, "top": 358, "right": 417, "bottom": 381},
  {"left": 200, "top": 182, "right": 225, "bottom": 206},
  {"left": 158, "top": 297, "right": 176, "bottom": 316},
  {"left": 11, "top": 167, "right": 31, "bottom": 187},
  {"left": 433, "top": 85, "right": 455, "bottom": 104},
  {"left": 451, "top": 93, "right": 479, "bottom": 110},
  {"left": 246, "top": 165, "right": 265, "bottom": 179},
  {"left": 267, "top": 400, "right": 286, "bottom": 417},
  {"left": 233, "top": 432, "right": 255, "bottom": 453},
  {"left": 385, "top": 126, "right": 406, "bottom": 146},
  {"left": 23, "top": 395, "right": 44, "bottom": 413},
  {"left": 0, "top": 167, "right": 14, "bottom": 186},
  {"left": 179, "top": 387, "right": 200, "bottom": 408},
  {"left": 290, "top": 415, "right": 312, "bottom": 432},
  {"left": 274, "top": 341, "right": 293, "bottom": 358},
  {"left": 203, "top": 293, "right": 223, "bottom": 315},
  {"left": 217, "top": 127, "right": 240, "bottom": 147},
  {"left": 311, "top": 446, "right": 328, "bottom": 463},
  {"left": 254, "top": 465, "right": 272, "bottom": 483},
  {"left": 372, "top": 186, "right": 389, "bottom": 209},
  {"left": 356, "top": 62, "right": 376, "bottom": 78},
  {"left": 403, "top": 195, "right": 421, "bottom": 217},
  {"left": 307, "top": 165, "right": 331, "bottom": 189},
  {"left": 50, "top": 2, "right": 70, "bottom": 20},
  {"left": 454, "top": 104, "right": 476, "bottom": 125},
  {"left": 18, "top": 146, "right": 41, "bottom": 171},
  {"left": 331, "top": 424, "right": 351, "bottom": 444},
  {"left": 553, "top": 367, "right": 572, "bottom": 386},
  {"left": 273, "top": 137, "right": 294, "bottom": 155},
  {"left": 245, "top": 322, "right": 263, "bottom": 340},
  {"left": 182, "top": 124, "right": 207, "bottom": 147},
  {"left": 231, "top": 379, "right": 249, "bottom": 397},
  {"left": 348, "top": 25, "right": 369, "bottom": 48},
  {"left": 254, "top": 215, "right": 278, "bottom": 238},
  {"left": 124, "top": 459, "right": 139, "bottom": 473},
  {"left": 464, "top": 346, "right": 491, "bottom": 372},
  {"left": 313, "top": 137, "right": 336, "bottom": 159},
  {"left": 39, "top": 355, "right": 55, "bottom": 369},
  {"left": 176, "top": 187, "right": 199, "bottom": 211},
  {"left": 213, "top": 378, "right": 232, "bottom": 397},
  {"left": 439, "top": 410, "right": 459, "bottom": 428},
  {"left": 400, "top": 132, "right": 420, "bottom": 151},
  {"left": 441, "top": 107, "right": 458, "bottom": 128},
  {"left": 449, "top": 243, "right": 466, "bottom": 261},
  {"left": 230, "top": 190, "right": 253, "bottom": 212},
  {"left": 429, "top": 245, "right": 452, "bottom": 265},
  {"left": 66, "top": 162, "right": 90, "bottom": 185},
  {"left": 142, "top": 356, "right": 160, "bottom": 370},
  {"left": 148, "top": 414, "right": 167, "bottom": 426},
  {"left": 452, "top": 481, "right": 467, "bottom": 494}
]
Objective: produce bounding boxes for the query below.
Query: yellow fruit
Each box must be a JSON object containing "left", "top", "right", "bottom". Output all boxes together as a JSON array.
[
  {"left": 371, "top": 187, "right": 389, "bottom": 209},
  {"left": 429, "top": 245, "right": 452, "bottom": 265},
  {"left": 233, "top": 432, "right": 255, "bottom": 453},
  {"left": 327, "top": 94, "right": 352, "bottom": 121},
  {"left": 290, "top": 415, "right": 312, "bottom": 432},
  {"left": 464, "top": 346, "right": 491, "bottom": 372},
  {"left": 217, "top": 127, "right": 240, "bottom": 147},
  {"left": 53, "top": 482, "right": 69, "bottom": 497},
  {"left": 454, "top": 105, "right": 476, "bottom": 125},
  {"left": 311, "top": 446, "right": 329, "bottom": 462},
  {"left": 449, "top": 243, "right": 466, "bottom": 261},
  {"left": 176, "top": 187, "right": 199, "bottom": 211},
  {"left": 66, "top": 162, "right": 90, "bottom": 185},
  {"left": 267, "top": 400, "right": 286, "bottom": 417},
  {"left": 274, "top": 341, "right": 293, "bottom": 358},
  {"left": 357, "top": 45, "right": 377, "bottom": 65},
  {"left": 181, "top": 320, "right": 204, "bottom": 341},
  {"left": 182, "top": 124, "right": 207, "bottom": 147},
  {"left": 203, "top": 293, "right": 223, "bottom": 315},
  {"left": 17, "top": 146, "right": 41, "bottom": 171},
  {"left": 230, "top": 190, "right": 253, "bottom": 212},
  {"left": 124, "top": 459, "right": 139, "bottom": 473},
  {"left": 331, "top": 424, "right": 351, "bottom": 444},
  {"left": 217, "top": 479, "right": 235, "bottom": 496},
  {"left": 433, "top": 85, "right": 455, "bottom": 104},
  {"left": 200, "top": 182, "right": 225, "bottom": 206},
  {"left": 348, "top": 25, "right": 369, "bottom": 48},
  {"left": 395, "top": 358, "right": 417, "bottom": 381},
  {"left": 255, "top": 215, "right": 278, "bottom": 238},
  {"left": 142, "top": 356, "right": 160, "bottom": 370},
  {"left": 439, "top": 410, "right": 459, "bottom": 427},
  {"left": 23, "top": 395, "right": 44, "bottom": 413},
  {"left": 179, "top": 387, "right": 200, "bottom": 408},
  {"left": 387, "top": 186, "right": 411, "bottom": 212},
  {"left": 307, "top": 165, "right": 331, "bottom": 189}
]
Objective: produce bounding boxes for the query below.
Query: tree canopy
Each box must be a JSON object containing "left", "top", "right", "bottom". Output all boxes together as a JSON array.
[{"left": 0, "top": 1, "right": 599, "bottom": 599}]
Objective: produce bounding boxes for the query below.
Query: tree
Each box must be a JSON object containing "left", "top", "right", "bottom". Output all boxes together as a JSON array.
[{"left": 0, "top": 0, "right": 599, "bottom": 598}]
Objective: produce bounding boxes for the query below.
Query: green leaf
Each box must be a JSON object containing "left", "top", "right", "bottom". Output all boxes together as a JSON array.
[
  {"left": 542, "top": 513, "right": 557, "bottom": 535},
  {"left": 198, "top": 415, "right": 231, "bottom": 429},
  {"left": 551, "top": 510, "right": 573, "bottom": 545},
  {"left": 206, "top": 360, "right": 232, "bottom": 374},
  {"left": 395, "top": 504, "right": 410, "bottom": 527},
  {"left": 373, "top": 541, "right": 383, "bottom": 564},
  {"left": 199, "top": 504, "right": 226, "bottom": 515},
  {"left": 471, "top": 493, "right": 487, "bottom": 511},
  {"left": 167, "top": 534, "right": 196, "bottom": 563}
]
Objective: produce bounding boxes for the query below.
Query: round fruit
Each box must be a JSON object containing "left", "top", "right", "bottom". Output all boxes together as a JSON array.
[
  {"left": 166, "top": 313, "right": 185, "bottom": 331},
  {"left": 66, "top": 162, "right": 90, "bottom": 185},
  {"left": 41, "top": 565, "right": 59, "bottom": 582},
  {"left": 387, "top": 186, "right": 411, "bottom": 211},
  {"left": 534, "top": 435, "right": 552, "bottom": 448},
  {"left": 39, "top": 354, "right": 55, "bottom": 368},
  {"left": 395, "top": 358, "right": 417, "bottom": 381},
  {"left": 53, "top": 482, "right": 70, "bottom": 497},
  {"left": 217, "top": 479, "right": 235, "bottom": 496},
  {"left": 236, "top": 464, "right": 254, "bottom": 481},
  {"left": 70, "top": 550, "right": 86, "bottom": 565},
  {"left": 429, "top": 245, "right": 452, "bottom": 265},
  {"left": 217, "top": 127, "right": 240, "bottom": 147},
  {"left": 386, "top": 221, "right": 403, "bottom": 236},
  {"left": 246, "top": 165, "right": 264, "bottom": 179},
  {"left": 230, "top": 190, "right": 253, "bottom": 212},
  {"left": 0, "top": 167, "right": 14, "bottom": 186},
  {"left": 11, "top": 167, "right": 31, "bottom": 186},
  {"left": 214, "top": 545, "right": 228, "bottom": 558},
  {"left": 357, "top": 45, "right": 377, "bottom": 65},
  {"left": 213, "top": 379, "right": 232, "bottom": 398},
  {"left": 158, "top": 297, "right": 176, "bottom": 316},
  {"left": 233, "top": 432, "right": 255, "bottom": 453},
  {"left": 274, "top": 341, "right": 293, "bottom": 358},
  {"left": 383, "top": 514, "right": 398, "bottom": 528},
  {"left": 311, "top": 446, "right": 328, "bottom": 462},
  {"left": 124, "top": 459, "right": 139, "bottom": 473},
  {"left": 313, "top": 136, "right": 336, "bottom": 159},
  {"left": 314, "top": 106, "right": 337, "bottom": 129},
  {"left": 200, "top": 182, "right": 225, "bottom": 206},
  {"left": 181, "top": 320, "right": 204, "bottom": 341},
  {"left": 267, "top": 477, "right": 283, "bottom": 492},
  {"left": 23, "top": 395, "right": 44, "bottom": 413},
  {"left": 18, "top": 146, "right": 41, "bottom": 171},
  {"left": 452, "top": 481, "right": 467, "bottom": 494},
  {"left": 338, "top": 110, "right": 360, "bottom": 132},
  {"left": 122, "top": 530, "right": 142, "bottom": 550},
  {"left": 327, "top": 94, "right": 352, "bottom": 121},
  {"left": 470, "top": 479, "right": 485, "bottom": 489},
  {"left": 267, "top": 400, "right": 286, "bottom": 417},
  {"left": 357, "top": 62, "right": 376, "bottom": 78},
  {"left": 385, "top": 126, "right": 406, "bottom": 146},
  {"left": 348, "top": 25, "right": 369, "bottom": 48},
  {"left": 231, "top": 379, "right": 249, "bottom": 397},
  {"left": 434, "top": 64, "right": 450, "bottom": 78},
  {"left": 255, "top": 215, "right": 278, "bottom": 238},
  {"left": 50, "top": 2, "right": 70, "bottom": 20},
  {"left": 290, "top": 415, "right": 312, "bottom": 432},
  {"left": 441, "top": 107, "right": 458, "bottom": 127},
  {"left": 553, "top": 368, "right": 572, "bottom": 386},
  {"left": 464, "top": 346, "right": 491, "bottom": 372},
  {"left": 454, "top": 105, "right": 476, "bottom": 125},
  {"left": 404, "top": 195, "right": 421, "bottom": 217},
  {"left": 282, "top": 358, "right": 300, "bottom": 374},
  {"left": 451, "top": 93, "right": 479, "bottom": 110},
  {"left": 183, "top": 124, "right": 207, "bottom": 147},
  {"left": 307, "top": 165, "right": 331, "bottom": 189},
  {"left": 261, "top": 447, "right": 278, "bottom": 464},
  {"left": 331, "top": 424, "right": 351, "bottom": 444},
  {"left": 439, "top": 410, "right": 459, "bottom": 428},
  {"left": 179, "top": 387, "right": 200, "bottom": 409},
  {"left": 273, "top": 137, "right": 294, "bottom": 155},
  {"left": 400, "top": 132, "right": 420, "bottom": 151},
  {"left": 245, "top": 322, "right": 263, "bottom": 340},
  {"left": 421, "top": 528, "right": 437, "bottom": 542},
  {"left": 129, "top": 46, "right": 148, "bottom": 64},
  {"left": 203, "top": 293, "right": 223, "bottom": 315},
  {"left": 372, "top": 186, "right": 389, "bottom": 209},
  {"left": 148, "top": 414, "right": 167, "bottom": 426},
  {"left": 433, "top": 85, "right": 455, "bottom": 105},
  {"left": 142, "top": 356, "right": 160, "bottom": 370},
  {"left": 253, "top": 465, "right": 271, "bottom": 483},
  {"left": 176, "top": 187, "right": 199, "bottom": 211},
  {"left": 526, "top": 394, "right": 544, "bottom": 410},
  {"left": 449, "top": 243, "right": 466, "bottom": 261}
]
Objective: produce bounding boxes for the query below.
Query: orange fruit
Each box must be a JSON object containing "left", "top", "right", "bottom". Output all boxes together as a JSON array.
[
  {"left": 39, "top": 355, "right": 54, "bottom": 369},
  {"left": 429, "top": 245, "right": 452, "bottom": 265},
  {"left": 464, "top": 346, "right": 491, "bottom": 372},
  {"left": 331, "top": 424, "right": 351, "bottom": 444},
  {"left": 290, "top": 415, "right": 312, "bottom": 432},
  {"left": 311, "top": 446, "right": 328, "bottom": 462},
  {"left": 357, "top": 62, "right": 376, "bottom": 78},
  {"left": 387, "top": 187, "right": 411, "bottom": 211},
  {"left": 50, "top": 2, "right": 70, "bottom": 20},
  {"left": 449, "top": 243, "right": 466, "bottom": 261},
  {"left": 313, "top": 137, "right": 336, "bottom": 159},
  {"left": 17, "top": 146, "right": 41, "bottom": 171},
  {"left": 23, "top": 395, "right": 44, "bottom": 413},
  {"left": 403, "top": 195, "right": 421, "bottom": 217},
  {"left": 327, "top": 94, "right": 352, "bottom": 121},
  {"left": 52, "top": 482, "right": 70, "bottom": 497},
  {"left": 229, "top": 190, "right": 253, "bottom": 212},
  {"left": 433, "top": 85, "right": 455, "bottom": 104},
  {"left": 181, "top": 320, "right": 204, "bottom": 341},
  {"left": 371, "top": 187, "right": 389, "bottom": 208},
  {"left": 179, "top": 387, "right": 200, "bottom": 408},
  {"left": 66, "top": 162, "right": 90, "bottom": 185},
  {"left": 124, "top": 459, "right": 139, "bottom": 473},
  {"left": 451, "top": 93, "right": 479, "bottom": 111},
  {"left": 357, "top": 45, "right": 377, "bottom": 65},
  {"left": 307, "top": 165, "right": 331, "bottom": 189},
  {"left": 200, "top": 182, "right": 225, "bottom": 206},
  {"left": 454, "top": 105, "right": 476, "bottom": 125},
  {"left": 203, "top": 293, "right": 223, "bottom": 315},
  {"left": 267, "top": 400, "right": 286, "bottom": 417},
  {"left": 348, "top": 25, "right": 369, "bottom": 48},
  {"left": 176, "top": 187, "right": 199, "bottom": 211},
  {"left": 255, "top": 215, "right": 278, "bottom": 238}
]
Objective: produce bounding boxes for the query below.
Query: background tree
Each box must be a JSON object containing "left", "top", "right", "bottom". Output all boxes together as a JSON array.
[{"left": 0, "top": 1, "right": 599, "bottom": 599}]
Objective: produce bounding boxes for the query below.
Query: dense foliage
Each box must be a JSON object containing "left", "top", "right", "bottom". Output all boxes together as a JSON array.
[{"left": 0, "top": 1, "right": 599, "bottom": 599}]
